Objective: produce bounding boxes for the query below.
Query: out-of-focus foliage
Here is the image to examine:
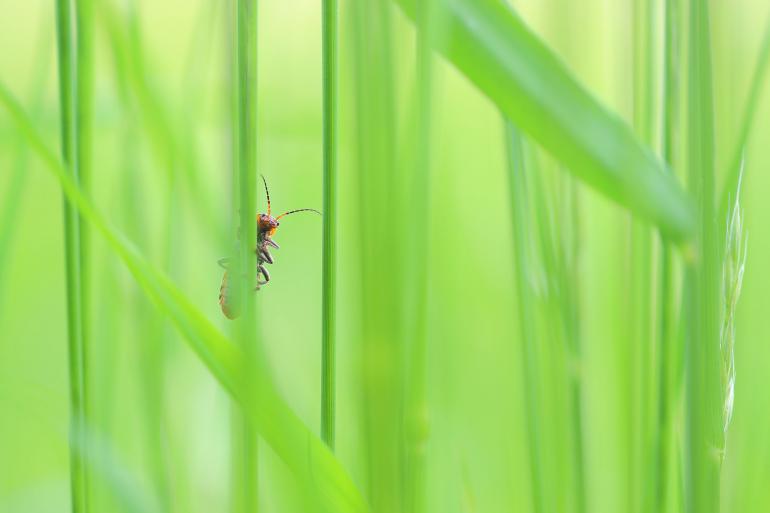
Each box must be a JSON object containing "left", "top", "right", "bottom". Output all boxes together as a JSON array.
[{"left": 1, "top": 1, "right": 769, "bottom": 513}]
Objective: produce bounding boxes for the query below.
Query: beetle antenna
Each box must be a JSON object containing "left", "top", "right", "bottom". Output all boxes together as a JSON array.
[
  {"left": 276, "top": 208, "right": 322, "bottom": 220},
  {"left": 261, "top": 174, "right": 271, "bottom": 216}
]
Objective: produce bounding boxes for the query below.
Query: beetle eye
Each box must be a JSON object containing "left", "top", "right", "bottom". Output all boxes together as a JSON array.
[{"left": 276, "top": 222, "right": 280, "bottom": 226}]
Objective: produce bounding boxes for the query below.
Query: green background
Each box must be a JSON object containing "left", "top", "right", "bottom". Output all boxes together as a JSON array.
[{"left": 1, "top": 1, "right": 769, "bottom": 512}]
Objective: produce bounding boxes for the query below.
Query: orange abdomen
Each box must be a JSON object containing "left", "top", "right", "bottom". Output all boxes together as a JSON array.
[{"left": 219, "top": 270, "right": 241, "bottom": 320}]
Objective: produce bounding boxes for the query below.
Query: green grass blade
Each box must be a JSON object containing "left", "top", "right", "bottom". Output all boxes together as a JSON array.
[
  {"left": 232, "top": 1, "right": 260, "bottom": 512},
  {"left": 73, "top": 427, "right": 164, "bottom": 513},
  {"left": 684, "top": 2, "right": 722, "bottom": 513},
  {"left": 630, "top": 2, "right": 658, "bottom": 512},
  {"left": 75, "top": 1, "right": 95, "bottom": 508},
  {"left": 404, "top": 2, "right": 437, "bottom": 511},
  {"left": 321, "top": 0, "right": 338, "bottom": 450},
  {"left": 351, "top": 0, "right": 404, "bottom": 509},
  {"left": 395, "top": 0, "right": 694, "bottom": 242},
  {"left": 718, "top": 12, "right": 770, "bottom": 222},
  {"left": 505, "top": 123, "right": 545, "bottom": 513},
  {"left": 658, "top": 1, "right": 685, "bottom": 511},
  {"left": 0, "top": 83, "right": 369, "bottom": 513},
  {"left": 55, "top": 0, "right": 88, "bottom": 510}
]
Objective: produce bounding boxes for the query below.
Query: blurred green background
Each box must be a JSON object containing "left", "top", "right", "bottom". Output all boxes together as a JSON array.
[{"left": 1, "top": 1, "right": 769, "bottom": 512}]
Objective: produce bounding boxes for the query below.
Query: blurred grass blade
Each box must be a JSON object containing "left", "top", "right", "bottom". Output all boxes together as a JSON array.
[
  {"left": 0, "top": 84, "right": 369, "bottom": 513},
  {"left": 505, "top": 123, "right": 545, "bottom": 513},
  {"left": 395, "top": 0, "right": 694, "bottom": 242},
  {"left": 658, "top": 0, "right": 685, "bottom": 510},
  {"left": 73, "top": 426, "right": 164, "bottom": 513},
  {"left": 404, "top": 1, "right": 437, "bottom": 511},
  {"left": 351, "top": 0, "right": 404, "bottom": 509},
  {"left": 98, "top": 0, "right": 226, "bottom": 246},
  {"left": 75, "top": 2, "right": 96, "bottom": 509},
  {"left": 684, "top": 1, "right": 722, "bottom": 513},
  {"left": 718, "top": 12, "right": 770, "bottom": 221}
]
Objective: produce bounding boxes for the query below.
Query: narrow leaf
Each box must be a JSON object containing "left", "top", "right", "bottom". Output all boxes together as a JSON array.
[
  {"left": 0, "top": 83, "right": 369, "bottom": 513},
  {"left": 395, "top": 0, "right": 695, "bottom": 242}
]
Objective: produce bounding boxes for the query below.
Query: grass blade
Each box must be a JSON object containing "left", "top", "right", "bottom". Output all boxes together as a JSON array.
[
  {"left": 351, "top": 0, "right": 405, "bottom": 509},
  {"left": 658, "top": 1, "right": 685, "bottom": 511},
  {"left": 404, "top": 2, "right": 437, "bottom": 511},
  {"left": 232, "top": 0, "right": 260, "bottom": 511},
  {"left": 505, "top": 124, "right": 545, "bottom": 513},
  {"left": 54, "top": 0, "right": 88, "bottom": 510},
  {"left": 395, "top": 0, "right": 694, "bottom": 242},
  {"left": 0, "top": 83, "right": 369, "bottom": 513},
  {"left": 321, "top": 0, "right": 338, "bottom": 450},
  {"left": 718, "top": 12, "right": 770, "bottom": 222},
  {"left": 684, "top": 2, "right": 722, "bottom": 513}
]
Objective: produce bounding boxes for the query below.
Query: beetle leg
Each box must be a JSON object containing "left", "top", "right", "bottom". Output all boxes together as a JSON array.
[
  {"left": 259, "top": 264, "right": 271, "bottom": 283},
  {"left": 260, "top": 248, "right": 274, "bottom": 264},
  {"left": 265, "top": 237, "right": 279, "bottom": 249}
]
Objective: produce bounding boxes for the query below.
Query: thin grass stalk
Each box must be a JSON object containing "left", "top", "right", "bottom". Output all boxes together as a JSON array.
[
  {"left": 75, "top": 0, "right": 94, "bottom": 346},
  {"left": 232, "top": 0, "right": 259, "bottom": 512},
  {"left": 351, "top": 0, "right": 403, "bottom": 509},
  {"left": 321, "top": 0, "right": 338, "bottom": 450},
  {"left": 539, "top": 4, "right": 587, "bottom": 509},
  {"left": 658, "top": 1, "right": 684, "bottom": 512},
  {"left": 560, "top": 180, "right": 585, "bottom": 513},
  {"left": 404, "top": 1, "right": 436, "bottom": 511},
  {"left": 717, "top": 13, "right": 770, "bottom": 224},
  {"left": 630, "top": 2, "right": 658, "bottom": 512},
  {"left": 684, "top": 1, "right": 722, "bottom": 513},
  {"left": 527, "top": 156, "right": 571, "bottom": 513},
  {"left": 55, "top": 1, "right": 88, "bottom": 511},
  {"left": 75, "top": 1, "right": 95, "bottom": 507},
  {"left": 505, "top": 124, "right": 544, "bottom": 513}
]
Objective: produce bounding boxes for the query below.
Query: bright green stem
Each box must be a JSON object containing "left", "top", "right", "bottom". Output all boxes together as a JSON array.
[
  {"left": 630, "top": 2, "right": 659, "bottom": 513},
  {"left": 563, "top": 183, "right": 586, "bottom": 513},
  {"left": 232, "top": 0, "right": 259, "bottom": 512},
  {"left": 75, "top": 0, "right": 94, "bottom": 344},
  {"left": 351, "top": 0, "right": 403, "bottom": 509},
  {"left": 717, "top": 12, "right": 770, "bottom": 222},
  {"left": 75, "top": 1, "right": 94, "bottom": 507},
  {"left": 658, "top": 1, "right": 684, "bottom": 512},
  {"left": 684, "top": 1, "right": 722, "bottom": 513},
  {"left": 55, "top": 0, "right": 87, "bottom": 511},
  {"left": 505, "top": 124, "right": 544, "bottom": 513},
  {"left": 405, "top": 2, "right": 435, "bottom": 512},
  {"left": 321, "top": 0, "right": 338, "bottom": 450}
]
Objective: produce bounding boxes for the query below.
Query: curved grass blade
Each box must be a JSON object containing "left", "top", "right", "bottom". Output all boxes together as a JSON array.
[
  {"left": 718, "top": 13, "right": 770, "bottom": 222},
  {"left": 0, "top": 84, "right": 369, "bottom": 513},
  {"left": 394, "top": 0, "right": 695, "bottom": 242}
]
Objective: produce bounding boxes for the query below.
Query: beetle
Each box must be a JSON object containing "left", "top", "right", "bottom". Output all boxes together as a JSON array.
[{"left": 219, "top": 176, "right": 320, "bottom": 319}]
